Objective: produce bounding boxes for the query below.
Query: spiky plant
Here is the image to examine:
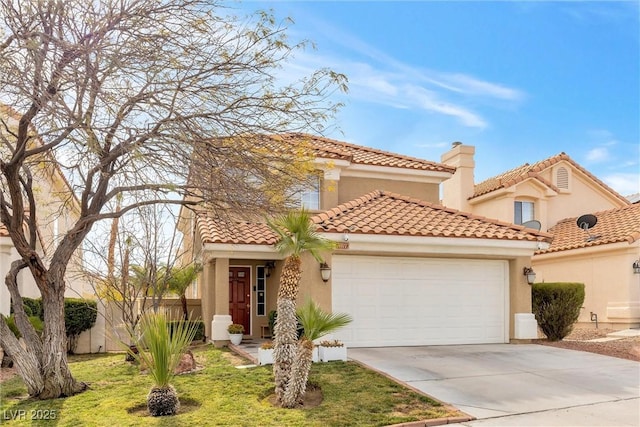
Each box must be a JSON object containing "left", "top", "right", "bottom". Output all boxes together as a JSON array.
[
  {"left": 281, "top": 299, "right": 352, "bottom": 408},
  {"left": 129, "top": 310, "right": 199, "bottom": 416},
  {"left": 267, "top": 209, "right": 336, "bottom": 405}
]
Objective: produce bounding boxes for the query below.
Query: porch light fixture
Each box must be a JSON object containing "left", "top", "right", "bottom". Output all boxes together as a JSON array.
[
  {"left": 265, "top": 261, "right": 276, "bottom": 277},
  {"left": 633, "top": 259, "right": 640, "bottom": 274},
  {"left": 523, "top": 267, "right": 536, "bottom": 285},
  {"left": 319, "top": 262, "right": 331, "bottom": 282}
]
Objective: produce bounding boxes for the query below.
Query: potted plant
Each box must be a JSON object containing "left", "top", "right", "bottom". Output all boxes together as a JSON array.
[
  {"left": 227, "top": 323, "right": 244, "bottom": 345},
  {"left": 258, "top": 341, "right": 274, "bottom": 365},
  {"left": 319, "top": 339, "right": 348, "bottom": 362}
]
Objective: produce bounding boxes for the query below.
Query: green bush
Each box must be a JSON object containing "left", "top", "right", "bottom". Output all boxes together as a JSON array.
[
  {"left": 168, "top": 320, "right": 205, "bottom": 342},
  {"left": 64, "top": 298, "right": 98, "bottom": 354},
  {"left": 4, "top": 314, "right": 44, "bottom": 338},
  {"left": 8, "top": 297, "right": 41, "bottom": 318},
  {"left": 268, "top": 310, "right": 304, "bottom": 339},
  {"left": 532, "top": 282, "right": 585, "bottom": 341}
]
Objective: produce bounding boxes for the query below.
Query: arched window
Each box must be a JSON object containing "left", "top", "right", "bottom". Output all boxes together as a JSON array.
[{"left": 556, "top": 167, "right": 569, "bottom": 189}]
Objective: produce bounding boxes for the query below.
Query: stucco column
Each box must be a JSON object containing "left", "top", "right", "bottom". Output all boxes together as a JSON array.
[
  {"left": 509, "top": 257, "right": 538, "bottom": 340},
  {"left": 210, "top": 257, "right": 231, "bottom": 346},
  {"left": 201, "top": 258, "right": 215, "bottom": 340}
]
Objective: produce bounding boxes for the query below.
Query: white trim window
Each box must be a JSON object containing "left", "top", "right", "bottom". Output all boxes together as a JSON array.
[{"left": 514, "top": 201, "right": 535, "bottom": 225}]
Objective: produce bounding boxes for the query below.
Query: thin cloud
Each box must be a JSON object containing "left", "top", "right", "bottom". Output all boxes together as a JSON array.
[
  {"left": 585, "top": 147, "right": 611, "bottom": 163},
  {"left": 291, "top": 15, "right": 524, "bottom": 128},
  {"left": 602, "top": 172, "right": 640, "bottom": 196}
]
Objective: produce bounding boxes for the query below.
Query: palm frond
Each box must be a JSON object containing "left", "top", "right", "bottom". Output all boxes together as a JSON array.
[
  {"left": 296, "top": 299, "right": 352, "bottom": 342},
  {"left": 267, "top": 209, "right": 336, "bottom": 261}
]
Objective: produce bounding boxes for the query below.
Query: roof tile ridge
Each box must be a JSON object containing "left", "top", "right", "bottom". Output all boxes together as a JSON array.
[
  {"left": 315, "top": 190, "right": 382, "bottom": 222},
  {"left": 559, "top": 155, "right": 631, "bottom": 206},
  {"left": 446, "top": 205, "right": 554, "bottom": 239}
]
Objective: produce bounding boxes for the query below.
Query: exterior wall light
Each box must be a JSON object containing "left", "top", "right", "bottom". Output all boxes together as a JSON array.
[
  {"left": 523, "top": 267, "right": 536, "bottom": 285},
  {"left": 633, "top": 260, "right": 640, "bottom": 274},
  {"left": 265, "top": 261, "right": 275, "bottom": 277},
  {"left": 319, "top": 262, "right": 331, "bottom": 282}
]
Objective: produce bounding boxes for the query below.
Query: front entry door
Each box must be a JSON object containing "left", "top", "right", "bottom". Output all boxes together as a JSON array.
[{"left": 229, "top": 267, "right": 250, "bottom": 333}]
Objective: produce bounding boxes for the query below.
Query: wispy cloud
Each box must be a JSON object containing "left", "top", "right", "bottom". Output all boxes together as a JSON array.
[
  {"left": 586, "top": 147, "right": 611, "bottom": 163},
  {"left": 287, "top": 16, "right": 524, "bottom": 129},
  {"left": 602, "top": 173, "right": 640, "bottom": 196}
]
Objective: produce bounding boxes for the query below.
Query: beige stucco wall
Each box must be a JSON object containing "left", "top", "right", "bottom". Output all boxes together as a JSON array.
[
  {"left": 533, "top": 244, "right": 640, "bottom": 329},
  {"left": 338, "top": 176, "right": 440, "bottom": 205}
]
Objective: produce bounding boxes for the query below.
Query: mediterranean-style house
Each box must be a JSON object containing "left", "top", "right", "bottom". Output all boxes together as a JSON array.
[
  {"left": 0, "top": 105, "right": 105, "bottom": 353},
  {"left": 440, "top": 143, "right": 638, "bottom": 329},
  {"left": 179, "top": 134, "right": 552, "bottom": 347}
]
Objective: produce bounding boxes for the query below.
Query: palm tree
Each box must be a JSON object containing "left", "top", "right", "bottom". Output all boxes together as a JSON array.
[
  {"left": 164, "top": 263, "right": 201, "bottom": 320},
  {"left": 267, "top": 209, "right": 336, "bottom": 405},
  {"left": 282, "top": 300, "right": 352, "bottom": 407}
]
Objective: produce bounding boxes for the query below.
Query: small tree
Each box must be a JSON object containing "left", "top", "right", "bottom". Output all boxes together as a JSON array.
[
  {"left": 267, "top": 210, "right": 336, "bottom": 406},
  {"left": 164, "top": 263, "right": 201, "bottom": 321},
  {"left": 532, "top": 282, "right": 585, "bottom": 341},
  {"left": 282, "top": 300, "right": 352, "bottom": 407},
  {"left": 128, "top": 310, "right": 199, "bottom": 416}
]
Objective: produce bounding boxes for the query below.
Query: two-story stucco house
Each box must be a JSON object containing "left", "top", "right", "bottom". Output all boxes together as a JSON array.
[
  {"left": 180, "top": 134, "right": 552, "bottom": 347},
  {"left": 440, "top": 142, "right": 638, "bottom": 329}
]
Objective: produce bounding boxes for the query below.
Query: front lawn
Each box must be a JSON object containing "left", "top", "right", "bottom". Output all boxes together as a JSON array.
[{"left": 0, "top": 345, "right": 461, "bottom": 426}]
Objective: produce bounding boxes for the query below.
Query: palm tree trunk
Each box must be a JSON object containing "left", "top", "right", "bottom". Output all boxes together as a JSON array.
[
  {"left": 273, "top": 255, "right": 302, "bottom": 404},
  {"left": 281, "top": 338, "right": 314, "bottom": 408}
]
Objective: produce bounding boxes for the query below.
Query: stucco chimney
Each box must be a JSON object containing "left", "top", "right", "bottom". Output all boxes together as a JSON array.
[{"left": 441, "top": 142, "right": 475, "bottom": 212}]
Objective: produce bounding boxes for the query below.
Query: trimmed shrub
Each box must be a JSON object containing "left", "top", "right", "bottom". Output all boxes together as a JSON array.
[
  {"left": 9, "top": 297, "right": 41, "bottom": 318},
  {"left": 168, "top": 320, "right": 205, "bottom": 342},
  {"left": 64, "top": 298, "right": 98, "bottom": 354},
  {"left": 4, "top": 314, "right": 44, "bottom": 338},
  {"left": 532, "top": 282, "right": 585, "bottom": 341}
]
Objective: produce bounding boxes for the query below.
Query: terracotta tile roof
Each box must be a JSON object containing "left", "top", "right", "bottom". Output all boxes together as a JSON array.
[
  {"left": 312, "top": 190, "right": 552, "bottom": 242},
  {"left": 472, "top": 153, "right": 629, "bottom": 204},
  {"left": 536, "top": 204, "right": 640, "bottom": 254},
  {"left": 196, "top": 214, "right": 278, "bottom": 245},
  {"left": 273, "top": 133, "right": 456, "bottom": 174}
]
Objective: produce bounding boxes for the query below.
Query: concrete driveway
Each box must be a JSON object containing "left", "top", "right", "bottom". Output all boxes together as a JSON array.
[{"left": 350, "top": 344, "right": 640, "bottom": 426}]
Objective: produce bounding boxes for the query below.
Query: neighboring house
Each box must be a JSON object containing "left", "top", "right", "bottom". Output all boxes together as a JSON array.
[
  {"left": 440, "top": 142, "right": 637, "bottom": 329},
  {"left": 533, "top": 204, "right": 640, "bottom": 329},
  {"left": 179, "top": 134, "right": 551, "bottom": 347},
  {"left": 0, "top": 105, "right": 105, "bottom": 353}
]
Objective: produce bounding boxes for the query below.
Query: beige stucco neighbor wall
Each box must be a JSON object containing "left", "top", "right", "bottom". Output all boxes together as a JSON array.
[
  {"left": 533, "top": 243, "right": 640, "bottom": 329},
  {"left": 509, "top": 257, "right": 538, "bottom": 340}
]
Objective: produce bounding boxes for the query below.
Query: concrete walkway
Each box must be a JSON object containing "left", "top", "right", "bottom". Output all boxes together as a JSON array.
[{"left": 350, "top": 344, "right": 640, "bottom": 426}]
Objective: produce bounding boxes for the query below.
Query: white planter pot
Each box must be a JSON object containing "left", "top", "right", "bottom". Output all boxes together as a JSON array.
[
  {"left": 312, "top": 346, "right": 319, "bottom": 363},
  {"left": 229, "top": 333, "right": 243, "bottom": 345},
  {"left": 258, "top": 348, "right": 274, "bottom": 365},
  {"left": 319, "top": 345, "right": 347, "bottom": 362}
]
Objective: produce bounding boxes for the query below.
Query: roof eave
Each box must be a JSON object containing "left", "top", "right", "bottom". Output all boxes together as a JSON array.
[{"left": 320, "top": 233, "right": 547, "bottom": 257}]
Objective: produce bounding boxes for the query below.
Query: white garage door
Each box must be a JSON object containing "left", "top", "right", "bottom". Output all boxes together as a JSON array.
[{"left": 331, "top": 255, "right": 509, "bottom": 347}]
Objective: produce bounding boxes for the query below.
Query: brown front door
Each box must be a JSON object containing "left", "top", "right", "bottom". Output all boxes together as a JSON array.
[{"left": 229, "top": 267, "right": 250, "bottom": 333}]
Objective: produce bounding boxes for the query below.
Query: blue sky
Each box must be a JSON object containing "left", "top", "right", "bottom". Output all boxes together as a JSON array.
[{"left": 239, "top": 1, "right": 639, "bottom": 196}]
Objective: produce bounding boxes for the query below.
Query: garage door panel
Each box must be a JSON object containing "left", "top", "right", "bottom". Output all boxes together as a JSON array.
[{"left": 332, "top": 256, "right": 508, "bottom": 347}]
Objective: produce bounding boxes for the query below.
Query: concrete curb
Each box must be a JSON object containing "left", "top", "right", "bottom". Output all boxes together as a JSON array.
[{"left": 228, "top": 343, "right": 258, "bottom": 365}]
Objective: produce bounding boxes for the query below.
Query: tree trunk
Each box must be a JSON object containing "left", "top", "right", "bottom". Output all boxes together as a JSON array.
[
  {"left": 281, "top": 338, "right": 314, "bottom": 408},
  {"left": 273, "top": 256, "right": 302, "bottom": 404},
  {"left": 180, "top": 294, "right": 188, "bottom": 321},
  {"left": 0, "top": 268, "right": 87, "bottom": 399}
]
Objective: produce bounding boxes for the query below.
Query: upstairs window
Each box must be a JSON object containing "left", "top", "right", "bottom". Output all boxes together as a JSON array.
[
  {"left": 290, "top": 175, "right": 320, "bottom": 210},
  {"left": 514, "top": 201, "right": 535, "bottom": 225}
]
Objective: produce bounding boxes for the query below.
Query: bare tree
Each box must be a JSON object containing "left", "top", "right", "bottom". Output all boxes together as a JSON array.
[{"left": 0, "top": 0, "right": 346, "bottom": 399}]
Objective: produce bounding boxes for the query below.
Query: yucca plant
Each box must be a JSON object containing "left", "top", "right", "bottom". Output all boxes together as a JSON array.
[
  {"left": 129, "top": 310, "right": 199, "bottom": 416},
  {"left": 281, "top": 299, "right": 352, "bottom": 408}
]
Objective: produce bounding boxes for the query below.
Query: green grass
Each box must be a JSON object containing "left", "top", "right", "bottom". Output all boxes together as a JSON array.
[{"left": 0, "top": 345, "right": 460, "bottom": 426}]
